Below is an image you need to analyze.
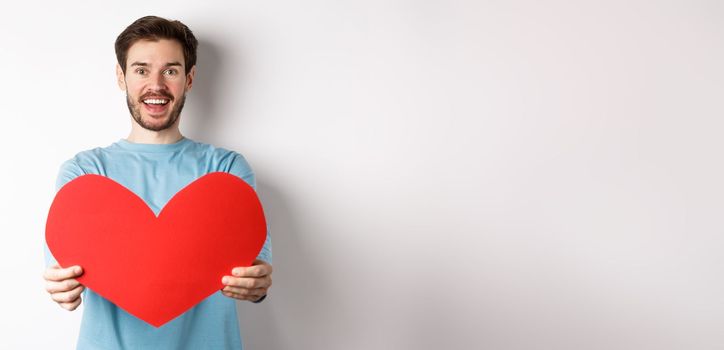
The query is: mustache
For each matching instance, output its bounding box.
[139,91,174,101]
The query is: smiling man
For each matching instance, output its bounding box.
[122,39,188,133]
[42,16,272,349]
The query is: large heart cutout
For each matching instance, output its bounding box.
[45,172,267,327]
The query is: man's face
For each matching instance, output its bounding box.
[117,39,195,131]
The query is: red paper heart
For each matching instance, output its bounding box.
[45,172,267,327]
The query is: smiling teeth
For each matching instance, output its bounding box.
[144,99,168,105]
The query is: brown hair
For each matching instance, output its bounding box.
[115,16,198,75]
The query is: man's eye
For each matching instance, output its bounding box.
[164,69,177,76]
[135,68,146,74]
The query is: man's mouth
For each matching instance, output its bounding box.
[142,98,170,106]
[141,96,171,115]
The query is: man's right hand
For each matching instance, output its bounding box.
[43,264,85,311]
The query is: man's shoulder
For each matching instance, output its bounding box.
[186,139,253,177]
[186,138,237,156]
[54,142,118,189]
[61,141,118,169]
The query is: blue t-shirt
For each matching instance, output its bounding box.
[44,137,272,350]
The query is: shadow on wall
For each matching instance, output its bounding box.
[235,181,336,349]
[183,36,223,142]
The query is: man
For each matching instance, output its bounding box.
[42,16,273,349]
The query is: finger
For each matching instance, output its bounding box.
[222,276,270,289]
[222,290,265,301]
[221,287,267,296]
[221,290,239,300]
[232,263,272,278]
[45,278,80,293]
[60,297,82,311]
[222,276,254,288]
[44,265,83,281]
[51,285,85,303]
[222,286,267,296]
[222,276,272,289]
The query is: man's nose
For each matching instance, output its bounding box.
[148,71,167,89]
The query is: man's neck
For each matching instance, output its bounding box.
[126,123,184,144]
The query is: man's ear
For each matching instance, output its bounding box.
[116,64,126,91]
[185,65,196,92]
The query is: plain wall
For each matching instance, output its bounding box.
[1,1,722,349]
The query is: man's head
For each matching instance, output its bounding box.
[115,16,198,132]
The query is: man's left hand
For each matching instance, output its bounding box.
[221,259,272,302]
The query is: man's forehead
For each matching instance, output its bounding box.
[126,39,185,66]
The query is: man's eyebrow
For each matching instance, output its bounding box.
[129,61,183,67]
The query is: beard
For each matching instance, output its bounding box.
[126,92,186,132]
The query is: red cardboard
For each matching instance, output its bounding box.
[45,172,267,327]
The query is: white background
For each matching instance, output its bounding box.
[1,1,723,349]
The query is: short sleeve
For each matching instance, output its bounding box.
[228,152,256,190]
[227,153,272,265]
[55,158,85,192]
